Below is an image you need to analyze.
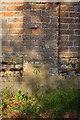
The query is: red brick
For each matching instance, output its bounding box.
[6,6,23,11]
[51,5,58,10]
[60,12,69,17]
[6,6,14,11]
[0,12,13,17]
[68,7,75,11]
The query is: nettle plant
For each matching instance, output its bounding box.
[14,90,28,101]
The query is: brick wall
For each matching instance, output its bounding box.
[0,2,80,76]
[59,2,80,74]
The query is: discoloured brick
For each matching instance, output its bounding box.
[60,24,69,29]
[31,4,50,10]
[8,17,23,23]
[60,30,74,34]
[69,24,78,29]
[60,18,75,23]
[31,16,41,23]
[32,29,43,35]
[23,29,32,34]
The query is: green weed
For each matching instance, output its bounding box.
[14,90,28,101]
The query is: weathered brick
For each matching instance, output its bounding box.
[60,30,74,34]
[75,30,80,34]
[74,41,80,46]
[0,2,14,5]
[60,12,69,17]
[69,24,78,29]
[31,4,50,10]
[51,5,58,10]
[23,29,32,34]
[32,29,43,35]
[0,6,6,11]
[68,6,75,11]
[31,16,41,23]
[60,24,69,29]
[75,18,80,23]
[23,17,31,23]
[59,41,73,46]
[2,35,14,41]
[13,11,23,17]
[23,23,42,29]
[60,5,68,12]
[60,18,75,23]
[69,35,79,41]
[32,28,57,35]
[23,11,31,17]
[14,2,24,5]
[41,16,51,23]
[59,47,69,52]
[23,34,57,41]
[10,28,23,34]
[42,23,57,28]
[2,46,13,52]
[8,17,23,23]
[13,23,23,28]
[69,47,79,52]
[70,12,80,17]
[13,34,23,41]
[42,10,58,17]
[31,16,51,23]
[60,35,69,41]
[25,10,41,16]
